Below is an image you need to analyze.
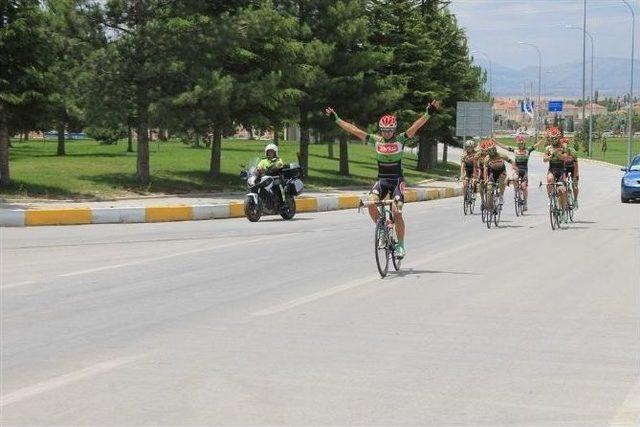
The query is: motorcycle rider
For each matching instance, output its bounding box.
[257,143,285,201]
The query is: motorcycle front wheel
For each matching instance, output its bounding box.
[280,196,296,220]
[244,196,262,222]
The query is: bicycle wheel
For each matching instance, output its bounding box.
[549,195,557,230]
[374,220,389,277]
[469,192,476,214]
[391,232,402,271]
[463,189,469,215]
[514,188,521,217]
[486,202,492,229]
[495,202,501,227]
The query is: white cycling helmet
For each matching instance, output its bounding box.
[264,143,278,156]
[464,139,476,150]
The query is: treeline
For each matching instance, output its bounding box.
[0,0,487,187]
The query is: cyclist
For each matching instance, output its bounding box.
[482,139,515,211]
[495,133,542,212]
[460,139,478,194]
[561,137,580,209]
[542,127,570,219]
[325,100,441,259]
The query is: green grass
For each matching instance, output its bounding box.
[495,136,640,166]
[5,138,457,199]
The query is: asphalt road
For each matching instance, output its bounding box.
[2,151,639,426]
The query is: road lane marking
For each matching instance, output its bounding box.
[0,354,145,407]
[610,378,640,426]
[0,281,36,290]
[58,235,279,277]
[251,275,380,316]
[252,230,509,317]
[2,235,284,290]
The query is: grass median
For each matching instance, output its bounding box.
[6,138,457,200]
[495,136,639,166]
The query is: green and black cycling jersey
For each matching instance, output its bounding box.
[507,146,535,169]
[365,132,413,179]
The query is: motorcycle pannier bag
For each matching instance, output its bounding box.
[288,178,304,196]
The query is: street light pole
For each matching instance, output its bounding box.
[567,25,595,157]
[519,42,542,145]
[622,0,635,165]
[582,0,587,148]
[472,49,493,134]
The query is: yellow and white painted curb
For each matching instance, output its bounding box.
[1,187,462,227]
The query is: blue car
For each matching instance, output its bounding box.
[621,154,640,203]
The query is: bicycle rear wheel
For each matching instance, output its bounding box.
[495,204,501,227]
[374,220,389,277]
[463,190,469,215]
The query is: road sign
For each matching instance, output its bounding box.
[548,100,564,112]
[455,102,493,137]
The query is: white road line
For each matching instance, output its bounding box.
[0,280,36,290]
[252,230,508,317]
[252,275,380,316]
[2,235,280,289]
[610,378,640,427]
[0,354,145,407]
[58,236,274,278]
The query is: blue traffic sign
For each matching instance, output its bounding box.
[548,100,564,112]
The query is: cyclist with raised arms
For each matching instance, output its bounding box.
[494,133,542,212]
[561,137,580,209]
[543,127,570,219]
[325,100,441,259]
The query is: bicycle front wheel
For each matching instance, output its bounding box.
[549,197,557,230]
[374,221,389,278]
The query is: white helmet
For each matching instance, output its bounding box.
[264,143,278,156]
[464,139,476,150]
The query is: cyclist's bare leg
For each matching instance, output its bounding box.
[368,203,379,224]
[487,181,495,210]
[392,205,405,242]
[559,183,568,209]
[498,174,506,200]
[546,173,555,196]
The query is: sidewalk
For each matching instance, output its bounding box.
[1,179,461,227]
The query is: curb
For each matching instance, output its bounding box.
[0,187,462,227]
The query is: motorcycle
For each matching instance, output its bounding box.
[239,160,304,222]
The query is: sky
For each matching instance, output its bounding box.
[448,0,637,69]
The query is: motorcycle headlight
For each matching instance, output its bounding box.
[248,176,256,186]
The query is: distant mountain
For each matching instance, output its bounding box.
[486,57,640,98]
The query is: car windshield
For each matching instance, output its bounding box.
[630,158,640,171]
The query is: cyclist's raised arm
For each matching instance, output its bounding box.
[406,100,441,138]
[325,107,368,142]
[494,139,513,152]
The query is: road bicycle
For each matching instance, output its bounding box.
[541,180,566,230]
[359,199,402,278]
[463,178,476,215]
[485,180,502,229]
[565,172,576,222]
[511,177,525,217]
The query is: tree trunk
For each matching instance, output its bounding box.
[23,131,29,141]
[127,124,134,152]
[328,138,334,159]
[299,122,310,177]
[193,134,200,148]
[442,141,448,164]
[417,133,429,171]
[272,122,280,146]
[158,127,167,141]
[339,135,349,176]
[0,104,10,187]
[209,127,222,178]
[56,121,66,155]
[136,107,150,185]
